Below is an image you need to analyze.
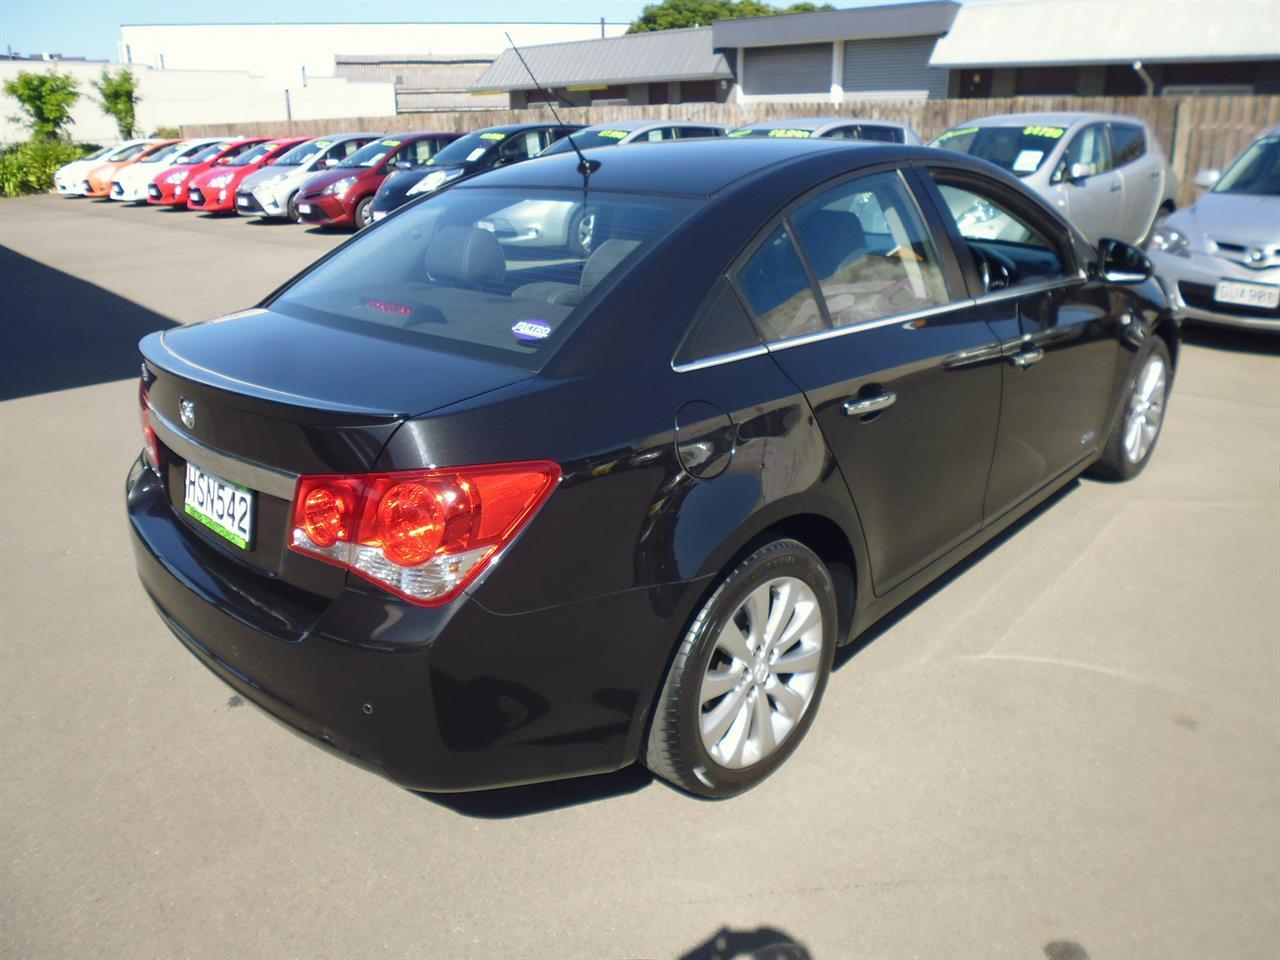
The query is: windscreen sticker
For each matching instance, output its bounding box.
[263,143,279,151]
[479,131,507,140]
[466,147,488,162]
[379,139,402,147]
[363,298,412,317]
[598,130,628,139]
[512,319,552,342]
[768,128,812,138]
[935,126,978,142]
[1023,125,1066,139]
[314,140,332,148]
[727,128,753,137]
[1013,149,1044,172]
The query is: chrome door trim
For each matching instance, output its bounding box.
[765,298,977,353]
[671,344,770,374]
[149,407,299,500]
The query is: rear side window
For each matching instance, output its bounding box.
[735,226,824,341]
[673,279,761,367]
[855,125,903,144]
[1110,123,1146,166]
[271,186,698,370]
[789,172,949,329]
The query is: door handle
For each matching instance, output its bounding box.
[1008,346,1045,369]
[843,390,897,417]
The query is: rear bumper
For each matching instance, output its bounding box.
[296,194,353,226]
[127,457,688,791]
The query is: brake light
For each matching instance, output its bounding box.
[288,461,560,605]
[138,377,161,474]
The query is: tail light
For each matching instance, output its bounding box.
[289,461,560,606]
[138,376,161,474]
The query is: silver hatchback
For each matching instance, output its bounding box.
[931,112,1178,246]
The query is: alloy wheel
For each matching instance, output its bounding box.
[1123,353,1167,463]
[698,577,824,769]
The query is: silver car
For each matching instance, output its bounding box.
[931,112,1178,247]
[537,120,726,155]
[727,116,922,144]
[235,132,381,221]
[1147,126,1279,331]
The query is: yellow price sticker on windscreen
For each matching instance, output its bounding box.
[936,126,978,142]
[379,139,401,147]
[598,130,628,139]
[728,128,753,137]
[313,140,332,148]
[1023,125,1065,139]
[768,128,812,138]
[479,132,507,140]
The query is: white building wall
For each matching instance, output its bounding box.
[118,22,627,90]
[0,60,396,145]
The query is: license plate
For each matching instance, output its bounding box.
[184,462,254,549]
[298,203,312,215]
[1214,280,1280,309]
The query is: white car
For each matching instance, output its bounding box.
[1148,125,1279,330]
[52,142,137,196]
[109,138,225,202]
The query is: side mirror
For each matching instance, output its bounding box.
[1194,168,1220,190]
[323,157,339,168]
[1098,238,1153,284]
[393,159,414,171]
[1067,161,1092,183]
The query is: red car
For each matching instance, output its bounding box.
[147,139,261,207]
[295,132,459,229]
[186,138,305,213]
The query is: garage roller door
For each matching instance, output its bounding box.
[743,43,832,96]
[841,36,948,99]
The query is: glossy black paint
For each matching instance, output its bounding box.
[127,138,1176,792]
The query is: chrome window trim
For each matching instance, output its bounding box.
[149,407,299,500]
[671,273,1089,371]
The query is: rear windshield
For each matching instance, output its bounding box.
[340,138,404,168]
[539,128,633,155]
[1214,134,1280,196]
[427,130,502,166]
[275,138,331,166]
[270,186,698,371]
[931,124,1068,176]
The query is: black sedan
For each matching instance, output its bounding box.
[128,138,1177,798]
[369,123,582,222]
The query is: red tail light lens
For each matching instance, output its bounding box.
[289,461,560,605]
[138,377,161,474]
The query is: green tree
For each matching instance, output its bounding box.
[628,0,832,32]
[92,68,140,140]
[2,71,80,140]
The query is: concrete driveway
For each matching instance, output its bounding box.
[2,194,1277,960]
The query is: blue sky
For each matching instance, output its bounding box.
[0,1,650,60]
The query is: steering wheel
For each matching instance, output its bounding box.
[970,245,1017,292]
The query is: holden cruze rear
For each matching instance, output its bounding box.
[127,173,715,792]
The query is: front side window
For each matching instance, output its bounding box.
[932,124,1067,177]
[497,130,545,163]
[789,172,950,329]
[933,179,1067,285]
[408,138,443,166]
[1059,123,1112,180]
[1110,123,1146,167]
[271,186,697,370]
[340,138,404,169]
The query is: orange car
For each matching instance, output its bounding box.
[82,139,177,197]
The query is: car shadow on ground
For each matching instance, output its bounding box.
[1180,322,1279,356]
[0,245,177,401]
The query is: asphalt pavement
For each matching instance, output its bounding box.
[2,194,1277,960]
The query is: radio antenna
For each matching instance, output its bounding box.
[504,32,600,183]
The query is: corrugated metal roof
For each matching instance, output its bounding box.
[712,1,958,48]
[931,0,1280,66]
[471,27,733,91]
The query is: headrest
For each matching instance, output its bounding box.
[581,238,641,290]
[797,209,866,279]
[425,225,506,285]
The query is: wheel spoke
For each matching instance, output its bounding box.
[773,645,820,676]
[700,665,743,704]
[701,683,749,744]
[724,694,753,766]
[763,580,795,649]
[1124,416,1143,459]
[751,687,776,756]
[773,599,819,656]
[743,584,771,649]
[714,621,752,666]
[769,680,807,719]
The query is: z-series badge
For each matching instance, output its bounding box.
[512,320,552,342]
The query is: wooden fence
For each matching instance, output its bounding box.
[183,94,1280,209]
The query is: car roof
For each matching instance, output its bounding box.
[734,116,911,131]
[954,112,1148,130]
[472,122,583,133]
[458,136,933,198]
[579,119,718,133]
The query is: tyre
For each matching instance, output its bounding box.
[354,196,373,230]
[1089,335,1172,481]
[286,192,301,223]
[645,538,838,798]
[567,208,595,256]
